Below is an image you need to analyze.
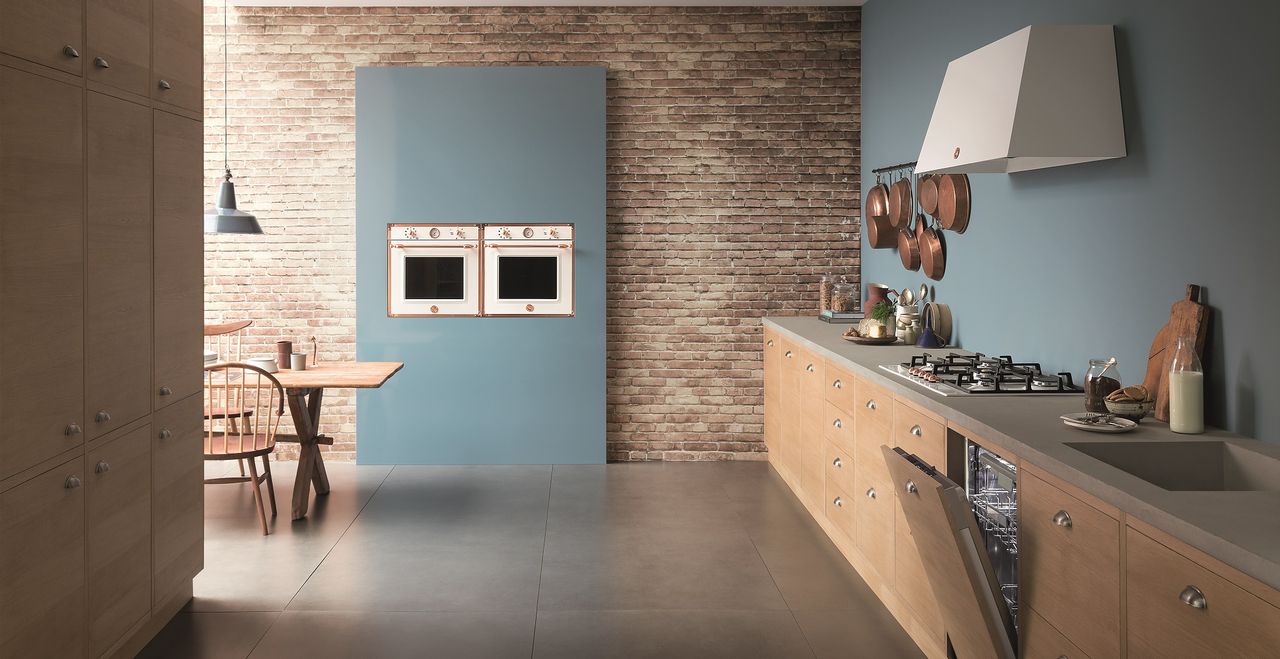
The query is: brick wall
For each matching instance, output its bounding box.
[203,4,860,462]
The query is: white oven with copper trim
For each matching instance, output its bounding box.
[482,224,574,316]
[387,223,482,316]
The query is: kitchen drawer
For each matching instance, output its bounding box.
[0,0,83,75]
[1021,606,1090,659]
[824,441,854,495]
[1127,527,1280,658]
[825,480,855,542]
[797,348,825,402]
[855,376,893,437]
[1021,469,1121,659]
[853,455,894,585]
[823,401,855,455]
[892,399,945,469]
[823,362,856,415]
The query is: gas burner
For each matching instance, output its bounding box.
[1031,373,1062,391]
[882,353,1083,396]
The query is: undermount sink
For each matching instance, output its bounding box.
[1065,441,1280,492]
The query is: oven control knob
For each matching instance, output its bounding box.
[548,227,559,238]
[500,228,511,238]
[429,227,441,238]
[406,228,418,239]
[523,227,535,238]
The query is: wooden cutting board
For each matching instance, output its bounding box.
[1142,284,1210,422]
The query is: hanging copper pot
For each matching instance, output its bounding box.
[864,177,896,248]
[898,219,921,271]
[936,173,971,233]
[918,174,939,217]
[919,214,946,281]
[887,174,913,228]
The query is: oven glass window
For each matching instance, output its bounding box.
[404,256,465,300]
[498,256,559,300]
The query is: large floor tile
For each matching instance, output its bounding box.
[532,610,815,659]
[249,611,534,659]
[137,612,278,659]
[794,608,926,659]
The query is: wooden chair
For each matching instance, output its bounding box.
[204,362,284,535]
[204,320,254,475]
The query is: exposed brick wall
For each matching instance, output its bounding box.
[203,4,860,462]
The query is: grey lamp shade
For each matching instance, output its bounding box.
[204,173,263,234]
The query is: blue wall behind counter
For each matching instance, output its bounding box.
[355,66,606,464]
[861,0,1279,441]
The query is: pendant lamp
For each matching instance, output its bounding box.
[204,1,262,234]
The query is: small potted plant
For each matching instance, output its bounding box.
[867,300,894,338]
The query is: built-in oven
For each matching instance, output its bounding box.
[482,224,574,316]
[387,224,481,316]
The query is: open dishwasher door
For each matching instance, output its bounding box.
[882,445,1016,659]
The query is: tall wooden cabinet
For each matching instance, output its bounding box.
[0,2,204,656]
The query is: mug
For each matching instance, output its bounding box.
[290,353,308,371]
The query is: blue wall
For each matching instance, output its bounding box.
[862,0,1279,441]
[355,66,606,464]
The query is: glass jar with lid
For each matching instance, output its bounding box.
[819,275,835,313]
[830,281,856,313]
[1084,358,1122,413]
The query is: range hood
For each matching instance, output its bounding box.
[916,25,1126,175]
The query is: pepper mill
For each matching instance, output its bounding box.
[276,340,293,369]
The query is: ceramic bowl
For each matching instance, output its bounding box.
[1105,399,1154,422]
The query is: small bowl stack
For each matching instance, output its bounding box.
[1105,385,1154,422]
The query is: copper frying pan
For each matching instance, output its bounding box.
[864,176,896,248]
[936,173,971,233]
[919,214,946,281]
[918,174,939,217]
[887,174,913,229]
[898,215,921,271]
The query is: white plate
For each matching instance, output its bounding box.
[1060,413,1137,433]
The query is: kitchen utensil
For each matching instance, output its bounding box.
[888,173,913,228]
[920,214,946,281]
[865,176,896,248]
[898,226,921,271]
[1142,285,1210,422]
[919,284,929,309]
[1104,399,1154,422]
[918,174,940,216]
[291,353,308,371]
[915,325,944,348]
[276,340,293,370]
[937,173,971,233]
[1060,413,1138,434]
[901,286,915,307]
[843,334,899,345]
[247,357,279,373]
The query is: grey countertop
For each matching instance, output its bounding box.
[765,316,1280,591]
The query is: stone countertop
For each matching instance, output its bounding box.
[765,316,1280,591]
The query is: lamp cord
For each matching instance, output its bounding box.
[223,0,229,174]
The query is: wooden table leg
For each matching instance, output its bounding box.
[306,388,331,495]
[286,388,318,520]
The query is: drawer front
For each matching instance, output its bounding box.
[894,501,945,646]
[825,480,856,542]
[824,362,856,415]
[1021,470,1121,659]
[892,399,946,469]
[1127,527,1280,658]
[1021,606,1090,659]
[853,456,894,585]
[823,400,855,455]
[797,349,825,403]
[824,441,854,495]
[855,376,893,437]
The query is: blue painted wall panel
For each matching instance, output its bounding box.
[862,0,1279,440]
[355,66,606,464]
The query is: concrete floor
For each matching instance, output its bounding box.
[141,461,923,658]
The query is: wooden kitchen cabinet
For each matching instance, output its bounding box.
[87,424,153,656]
[823,400,855,456]
[153,395,204,607]
[0,67,85,481]
[825,479,856,542]
[824,440,854,496]
[152,0,203,111]
[153,110,204,409]
[799,349,826,511]
[853,451,895,585]
[0,0,83,75]
[895,502,945,647]
[86,91,153,439]
[824,362,856,416]
[892,399,946,470]
[1020,467,1121,659]
[86,0,151,96]
[0,455,87,658]
[1127,526,1280,658]
[763,329,780,455]
[1020,606,1089,659]
[777,339,802,482]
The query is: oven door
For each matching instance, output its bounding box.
[388,243,480,316]
[482,242,574,316]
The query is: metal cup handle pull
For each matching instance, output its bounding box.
[832,497,843,508]
[1179,585,1207,610]
[1052,510,1073,528]
[832,457,842,468]
[832,379,842,389]
[866,487,877,499]
[904,480,918,494]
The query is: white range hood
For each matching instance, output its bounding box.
[915,25,1126,175]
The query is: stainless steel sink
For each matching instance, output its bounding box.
[1065,441,1280,492]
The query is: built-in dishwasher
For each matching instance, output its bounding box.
[966,441,1019,630]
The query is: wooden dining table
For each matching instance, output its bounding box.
[269,361,403,520]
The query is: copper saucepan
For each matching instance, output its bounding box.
[918,174,939,217]
[898,215,921,271]
[887,174,913,229]
[936,173,971,233]
[919,214,946,281]
[864,175,895,249]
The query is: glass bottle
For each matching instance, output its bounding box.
[1085,358,1122,413]
[1168,336,1205,434]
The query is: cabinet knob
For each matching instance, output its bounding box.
[64,475,81,489]
[93,56,110,69]
[832,379,842,389]
[63,45,80,58]
[158,385,173,396]
[832,496,843,508]
[910,425,923,437]
[95,461,111,474]
[159,428,173,441]
[805,363,815,373]
[832,457,842,468]
[865,399,877,410]
[766,339,774,347]
[832,418,842,429]
[1179,585,1207,610]
[784,351,793,359]
[65,423,82,436]
[865,487,877,499]
[158,79,173,90]
[1052,510,1073,528]
[94,410,111,423]
[904,480,918,494]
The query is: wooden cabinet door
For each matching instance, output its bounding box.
[0,455,87,658]
[152,0,203,111]
[153,110,203,409]
[779,341,802,482]
[87,424,152,656]
[0,68,85,481]
[895,501,945,647]
[0,0,83,74]
[853,453,894,585]
[153,395,203,606]
[86,92,152,439]
[762,329,779,455]
[798,351,826,510]
[86,0,151,95]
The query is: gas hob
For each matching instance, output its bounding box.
[879,353,1084,397]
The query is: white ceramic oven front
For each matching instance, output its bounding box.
[482,224,574,316]
[387,224,481,316]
